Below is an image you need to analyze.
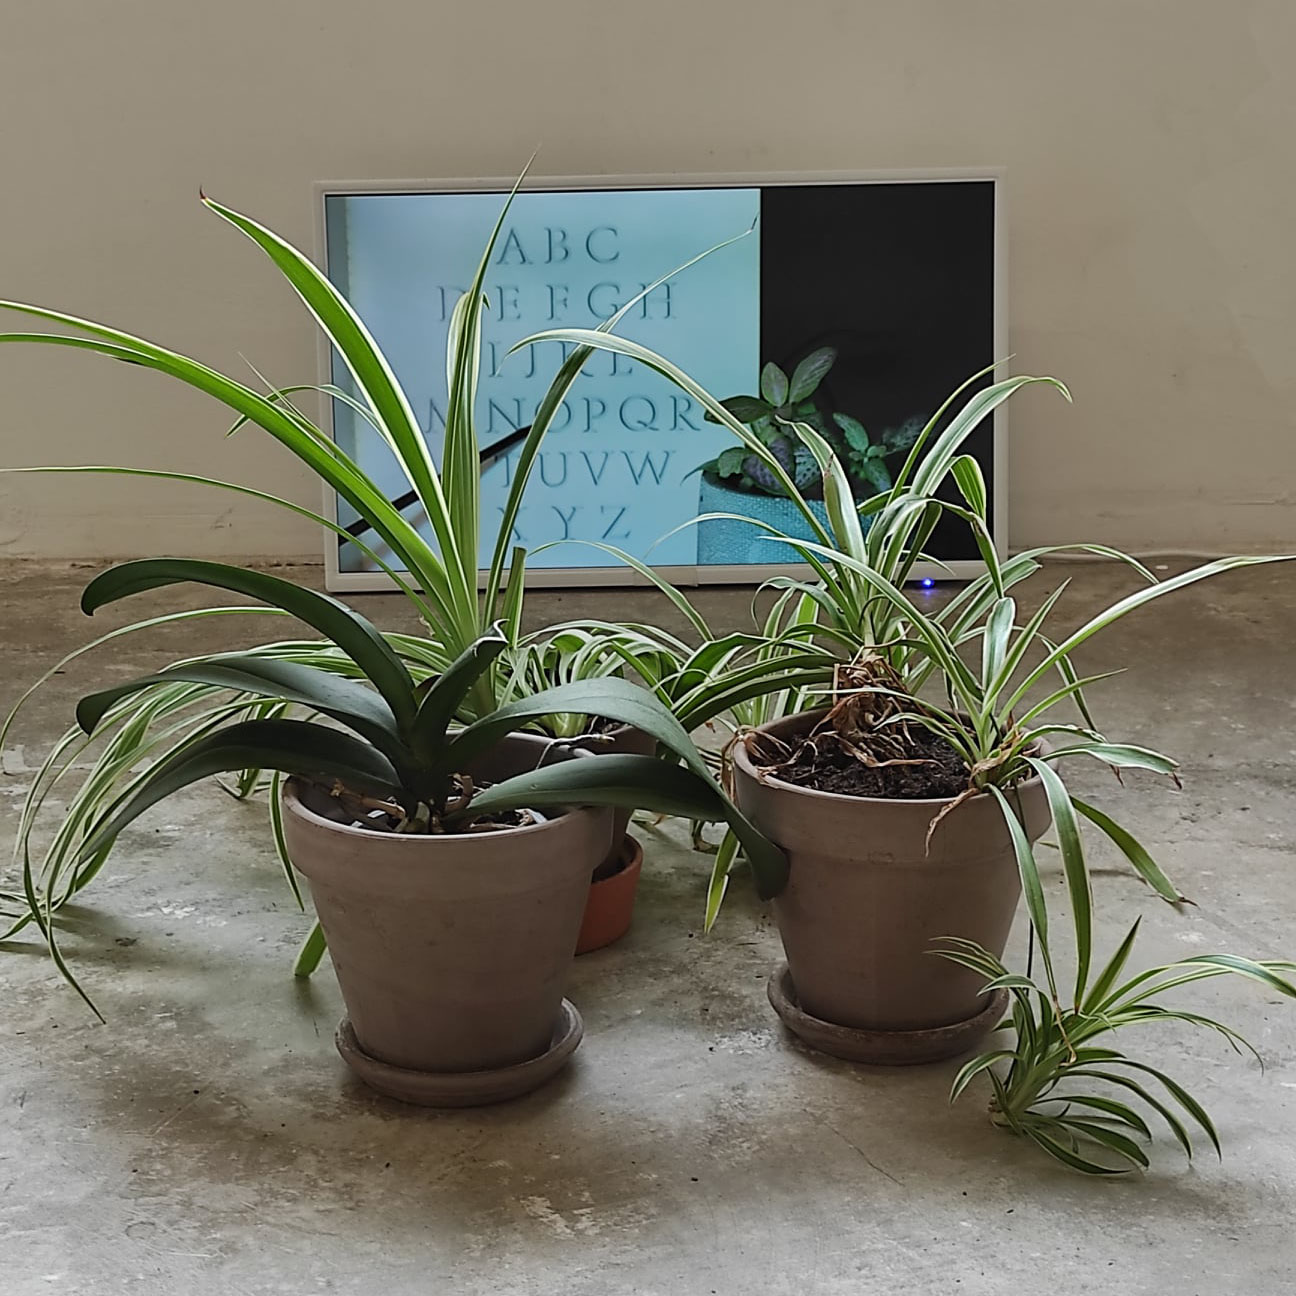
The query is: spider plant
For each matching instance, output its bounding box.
[0,178,701,713]
[507,329,1296,1171]
[776,511,1296,1171]
[0,180,806,944]
[730,440,1296,1169]
[940,926,1296,1174]
[504,329,1113,917]
[27,557,785,1017]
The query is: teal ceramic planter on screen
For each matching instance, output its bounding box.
[696,477,834,566]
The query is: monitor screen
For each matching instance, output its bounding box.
[322,177,998,583]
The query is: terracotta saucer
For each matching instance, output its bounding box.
[767,962,1009,1066]
[335,999,584,1106]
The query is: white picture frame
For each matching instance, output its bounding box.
[313,168,1006,593]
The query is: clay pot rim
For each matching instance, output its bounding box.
[282,776,586,846]
[589,832,644,888]
[735,709,1046,810]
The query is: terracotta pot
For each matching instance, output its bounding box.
[733,709,1051,1037]
[575,834,643,955]
[282,735,614,1081]
[572,723,655,871]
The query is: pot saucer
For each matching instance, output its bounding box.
[767,962,1008,1066]
[335,999,584,1107]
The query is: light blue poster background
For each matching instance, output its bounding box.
[326,188,761,571]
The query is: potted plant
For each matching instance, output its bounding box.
[52,557,785,1105]
[692,346,922,564]
[0,185,804,971]
[505,594,839,952]
[498,629,657,953]
[519,324,1296,1171]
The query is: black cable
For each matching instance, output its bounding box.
[341,424,532,542]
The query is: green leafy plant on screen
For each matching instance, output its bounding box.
[695,346,923,500]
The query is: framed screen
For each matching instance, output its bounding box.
[318,172,1003,591]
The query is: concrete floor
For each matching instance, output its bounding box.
[2,559,1295,1294]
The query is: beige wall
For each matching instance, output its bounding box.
[1,0,1293,562]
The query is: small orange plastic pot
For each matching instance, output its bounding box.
[575,835,643,955]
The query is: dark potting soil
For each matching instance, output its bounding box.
[341,804,542,834]
[319,773,545,836]
[760,725,971,800]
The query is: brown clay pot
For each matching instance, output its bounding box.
[575,834,643,955]
[733,709,1051,1046]
[281,736,613,1086]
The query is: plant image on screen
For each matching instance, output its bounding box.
[321,178,999,578]
[693,345,924,564]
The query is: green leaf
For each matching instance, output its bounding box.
[0,600,285,756]
[409,627,511,759]
[1023,1126,1130,1175]
[760,362,789,406]
[988,785,1059,1005]
[787,347,836,402]
[1081,919,1142,1013]
[980,973,1044,993]
[882,416,924,452]
[1046,742,1179,777]
[908,374,1071,501]
[1060,1117,1150,1169]
[983,581,1071,707]
[703,828,742,933]
[76,656,403,761]
[268,770,304,911]
[832,411,870,454]
[705,395,771,424]
[1169,954,1296,999]
[981,597,1016,697]
[0,328,454,613]
[458,753,727,823]
[76,718,402,863]
[950,1049,1015,1103]
[1025,757,1091,1004]
[1072,799,1186,903]
[439,179,532,610]
[21,834,104,1021]
[0,462,433,617]
[1064,1068,1194,1159]
[200,196,476,628]
[293,919,327,977]
[950,454,988,519]
[1107,1062,1221,1158]
[1013,669,1125,731]
[717,446,749,476]
[1046,1093,1152,1139]
[782,418,869,564]
[500,546,528,646]
[445,678,787,897]
[852,455,892,494]
[80,559,418,729]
